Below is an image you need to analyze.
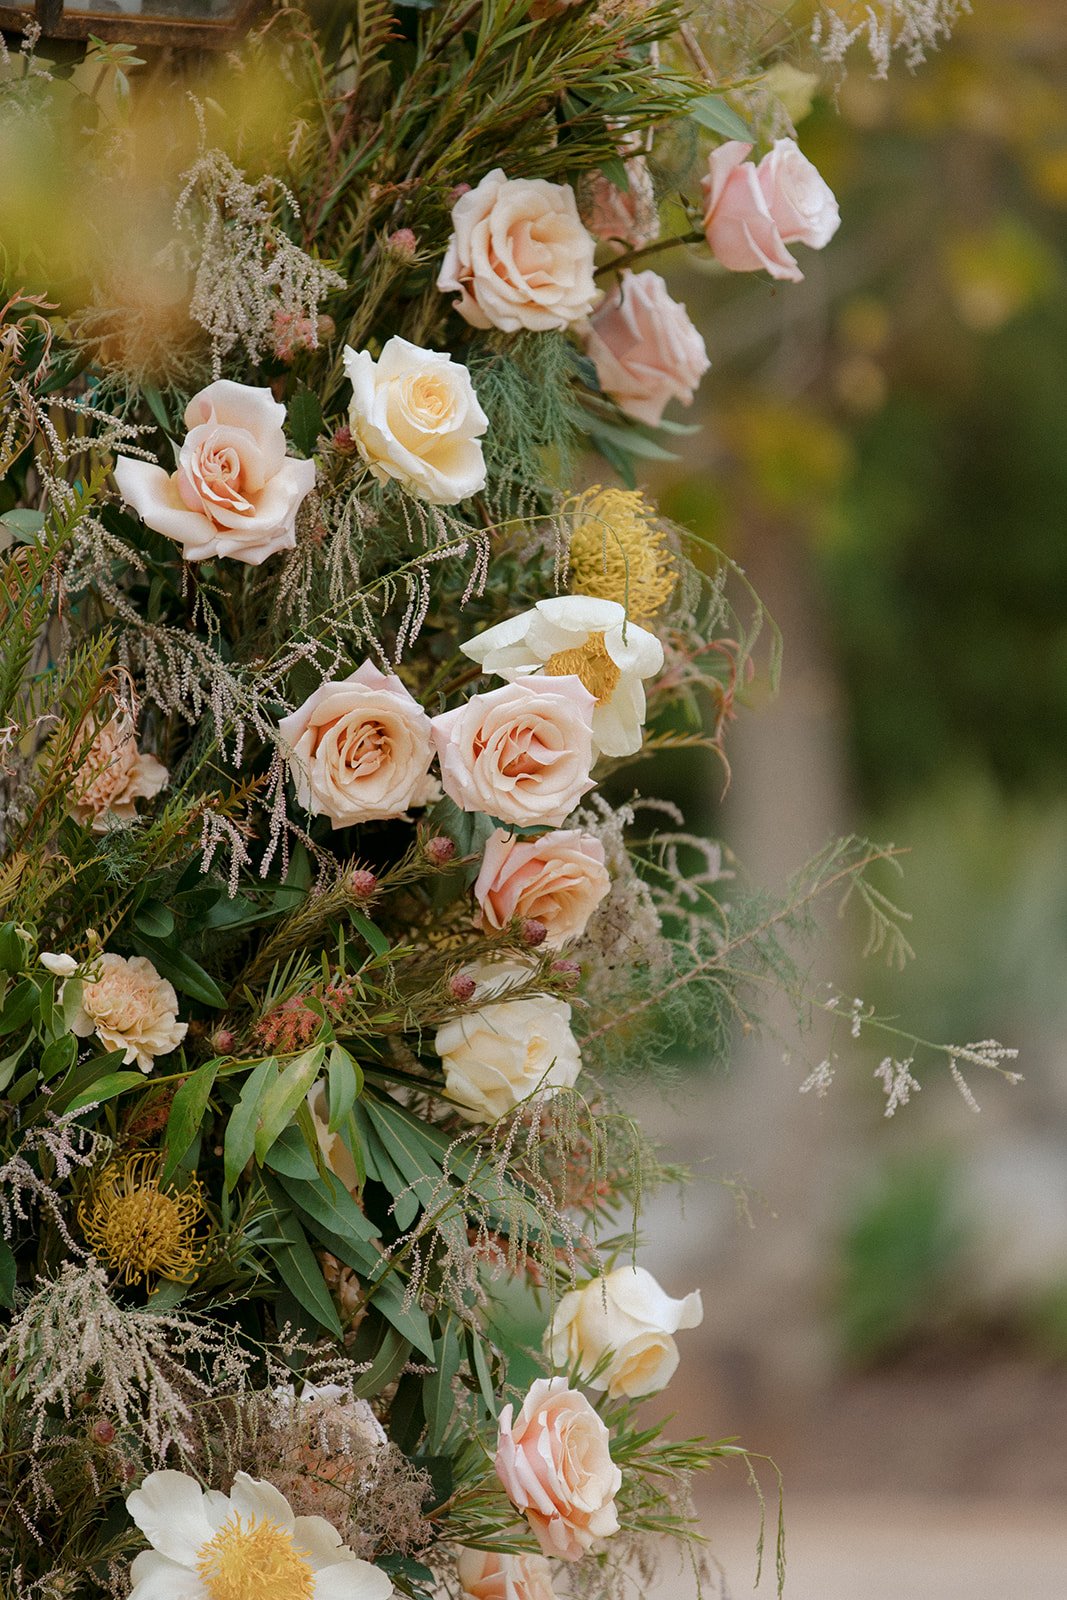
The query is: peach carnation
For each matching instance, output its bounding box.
[42,951,186,1073]
[69,713,168,833]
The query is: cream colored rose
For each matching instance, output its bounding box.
[546,1265,704,1399]
[431,678,596,829]
[585,270,709,427]
[494,1378,621,1562]
[461,595,663,760]
[343,337,488,506]
[474,828,609,948]
[113,379,316,564]
[437,169,598,333]
[435,961,581,1123]
[580,156,658,252]
[457,1547,559,1600]
[42,951,186,1073]
[279,661,434,829]
[307,1080,362,1194]
[701,140,838,283]
[69,712,168,833]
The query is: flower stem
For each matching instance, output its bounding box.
[594,230,706,280]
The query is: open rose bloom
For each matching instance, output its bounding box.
[431,677,596,827]
[547,1264,704,1398]
[585,269,709,427]
[456,1548,559,1600]
[473,828,610,947]
[702,138,839,283]
[495,1378,621,1561]
[279,661,434,828]
[437,169,598,332]
[125,1469,393,1600]
[344,337,488,505]
[114,380,316,563]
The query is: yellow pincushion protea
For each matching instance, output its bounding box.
[564,486,676,623]
[78,1153,205,1286]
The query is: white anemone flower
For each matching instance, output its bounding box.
[460,595,663,758]
[126,1469,393,1600]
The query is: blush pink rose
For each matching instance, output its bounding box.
[473,828,609,948]
[114,380,316,564]
[701,139,838,283]
[585,270,709,427]
[494,1378,622,1562]
[437,169,598,333]
[431,679,596,828]
[580,156,658,252]
[279,660,434,828]
[456,1548,558,1600]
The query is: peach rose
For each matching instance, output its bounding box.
[69,712,168,833]
[585,270,709,427]
[343,337,488,506]
[42,951,186,1073]
[456,1548,558,1600]
[701,139,838,283]
[113,380,316,564]
[580,156,658,252]
[473,828,609,948]
[431,678,596,828]
[437,169,598,333]
[279,661,434,829]
[494,1378,621,1562]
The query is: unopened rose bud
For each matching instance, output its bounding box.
[91,1417,116,1445]
[386,227,418,262]
[551,958,581,990]
[332,425,357,454]
[349,869,378,899]
[520,918,548,948]
[211,1028,236,1055]
[316,313,336,342]
[425,834,456,866]
[449,972,477,1003]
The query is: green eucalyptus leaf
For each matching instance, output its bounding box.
[689,93,752,142]
[162,1057,222,1183]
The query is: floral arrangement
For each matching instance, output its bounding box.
[0,3,1011,1598]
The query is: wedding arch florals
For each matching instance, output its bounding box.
[0,3,1006,1598]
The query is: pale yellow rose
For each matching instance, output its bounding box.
[343,337,488,506]
[494,1378,621,1562]
[69,712,168,833]
[437,169,598,333]
[473,828,609,948]
[42,951,186,1073]
[113,380,316,564]
[456,1547,559,1600]
[278,661,434,829]
[546,1265,703,1399]
[430,678,596,829]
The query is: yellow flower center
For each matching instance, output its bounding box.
[543,631,621,705]
[196,1513,315,1600]
[566,486,676,622]
[78,1154,205,1285]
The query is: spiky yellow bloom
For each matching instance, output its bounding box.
[79,1153,205,1285]
[565,487,676,622]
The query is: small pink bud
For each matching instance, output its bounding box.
[316,313,336,342]
[91,1418,116,1445]
[449,183,472,206]
[211,1028,236,1056]
[349,869,378,899]
[332,425,357,454]
[551,959,581,990]
[449,972,477,1003]
[425,835,456,866]
[386,227,418,262]
[520,918,548,948]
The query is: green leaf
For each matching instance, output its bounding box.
[65,1070,147,1113]
[327,1044,363,1133]
[424,1314,462,1451]
[134,900,175,940]
[467,1325,498,1419]
[273,1171,381,1251]
[254,1045,325,1163]
[0,923,29,973]
[0,978,38,1037]
[264,1125,322,1181]
[223,1057,276,1192]
[349,911,390,959]
[689,93,752,142]
[266,1195,344,1338]
[0,1240,15,1310]
[352,1322,411,1399]
[288,387,323,457]
[39,1033,77,1081]
[0,1037,30,1094]
[587,418,681,463]
[163,1057,222,1183]
[132,938,226,1008]
[0,508,46,543]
